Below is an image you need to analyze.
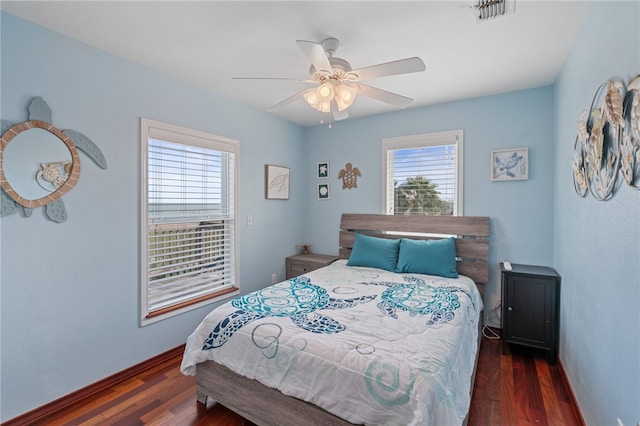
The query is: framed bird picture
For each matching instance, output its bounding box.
[491,148,528,181]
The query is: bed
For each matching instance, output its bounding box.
[181,213,490,425]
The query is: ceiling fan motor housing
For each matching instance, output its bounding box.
[309,57,352,76]
[308,37,353,76]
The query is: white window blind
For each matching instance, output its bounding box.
[382,130,463,216]
[141,118,238,324]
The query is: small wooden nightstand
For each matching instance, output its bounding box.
[501,263,561,364]
[286,254,338,279]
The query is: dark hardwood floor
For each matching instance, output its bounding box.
[468,336,580,426]
[26,337,580,426]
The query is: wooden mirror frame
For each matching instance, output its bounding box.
[0,120,81,209]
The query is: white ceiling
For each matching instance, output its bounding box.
[1,1,591,127]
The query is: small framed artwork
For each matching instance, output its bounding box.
[265,164,290,199]
[317,162,329,179]
[491,147,528,181]
[317,183,330,200]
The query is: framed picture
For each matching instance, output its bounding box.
[491,147,528,181]
[265,164,290,199]
[317,162,329,179]
[317,183,330,200]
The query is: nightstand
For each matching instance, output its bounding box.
[501,263,561,364]
[286,254,338,279]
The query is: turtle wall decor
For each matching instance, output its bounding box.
[0,96,107,222]
[338,162,361,189]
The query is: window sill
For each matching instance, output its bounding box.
[141,286,239,326]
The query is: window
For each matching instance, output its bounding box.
[140,118,238,325]
[382,130,463,216]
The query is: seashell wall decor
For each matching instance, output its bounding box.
[572,74,640,200]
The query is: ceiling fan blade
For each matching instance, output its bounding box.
[266,88,313,111]
[351,57,426,81]
[356,84,414,108]
[296,40,332,73]
[331,102,349,121]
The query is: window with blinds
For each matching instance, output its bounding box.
[382,130,463,216]
[141,118,239,324]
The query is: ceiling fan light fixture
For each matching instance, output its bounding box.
[334,84,358,111]
[303,88,332,113]
[304,81,358,113]
[317,101,331,113]
[303,89,319,107]
[304,81,336,112]
[317,81,335,101]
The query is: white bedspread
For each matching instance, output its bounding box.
[181,259,483,425]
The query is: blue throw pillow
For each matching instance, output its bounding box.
[395,237,458,278]
[347,233,400,272]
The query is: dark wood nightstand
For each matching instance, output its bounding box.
[501,263,561,364]
[286,254,338,279]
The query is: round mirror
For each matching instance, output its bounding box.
[0,120,80,208]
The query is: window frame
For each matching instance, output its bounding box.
[140,118,239,326]
[381,129,464,216]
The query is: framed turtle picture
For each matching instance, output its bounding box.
[317,161,329,179]
[265,164,290,199]
[491,147,528,181]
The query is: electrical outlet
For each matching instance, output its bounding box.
[272,273,277,284]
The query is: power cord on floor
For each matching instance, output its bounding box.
[482,325,501,339]
[482,301,502,340]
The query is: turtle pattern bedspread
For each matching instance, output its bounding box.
[181,259,483,425]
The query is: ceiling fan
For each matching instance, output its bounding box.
[234,37,426,122]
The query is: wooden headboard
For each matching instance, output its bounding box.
[339,213,490,284]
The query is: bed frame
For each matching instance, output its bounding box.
[195,213,490,426]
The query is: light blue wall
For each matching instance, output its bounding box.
[553,2,640,425]
[0,13,305,421]
[2,2,639,424]
[303,87,556,324]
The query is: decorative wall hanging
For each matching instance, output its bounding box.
[265,164,290,200]
[338,162,361,189]
[317,183,330,200]
[0,96,107,223]
[491,147,528,181]
[572,74,640,200]
[317,162,329,179]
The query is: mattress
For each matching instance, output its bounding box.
[181,259,483,425]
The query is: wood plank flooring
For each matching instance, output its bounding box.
[468,336,580,425]
[24,337,580,426]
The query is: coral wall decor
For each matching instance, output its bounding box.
[572,74,640,200]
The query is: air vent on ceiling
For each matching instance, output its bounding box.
[473,0,515,22]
